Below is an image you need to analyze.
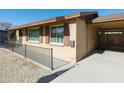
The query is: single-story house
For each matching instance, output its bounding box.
[0,30,8,43]
[8,12,124,63]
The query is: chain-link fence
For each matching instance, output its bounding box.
[3,41,54,70]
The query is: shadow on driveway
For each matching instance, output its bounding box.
[37,49,106,83]
[37,65,75,83]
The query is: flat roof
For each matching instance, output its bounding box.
[9,12,97,30]
[92,13,124,23]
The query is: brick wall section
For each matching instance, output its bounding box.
[64,23,70,46]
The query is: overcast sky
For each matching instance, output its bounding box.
[0,9,124,26]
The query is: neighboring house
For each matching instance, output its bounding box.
[8,12,124,63]
[0,30,8,43]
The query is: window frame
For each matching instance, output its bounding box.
[50,24,64,46]
[28,27,40,43]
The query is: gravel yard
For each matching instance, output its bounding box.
[0,48,51,83]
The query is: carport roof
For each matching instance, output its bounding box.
[92,13,124,23]
[9,12,97,30]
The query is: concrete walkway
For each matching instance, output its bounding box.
[51,50,124,83]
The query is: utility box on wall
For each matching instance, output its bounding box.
[70,40,75,48]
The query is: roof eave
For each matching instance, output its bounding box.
[9,12,98,30]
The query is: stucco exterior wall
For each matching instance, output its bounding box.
[69,23,77,41]
[22,30,27,44]
[16,30,19,41]
[44,22,77,62]
[75,19,98,61]
[26,23,77,62]
[14,18,98,63]
[42,26,46,44]
[22,36,27,44]
[87,24,97,53]
[47,22,77,62]
[52,46,76,62]
[18,22,77,62]
[76,18,87,61]
[12,16,124,63]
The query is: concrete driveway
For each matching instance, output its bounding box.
[51,50,124,83]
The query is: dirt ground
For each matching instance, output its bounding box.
[0,48,50,83]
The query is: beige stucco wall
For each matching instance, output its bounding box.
[16,30,19,41]
[14,19,124,63]
[24,19,97,62]
[14,18,98,63]
[16,29,27,44]
[22,36,27,44]
[43,26,49,44]
[25,43,76,62]
[21,30,27,44]
[51,46,76,62]
[22,22,77,62]
[75,18,98,62]
[87,24,97,53]
[25,21,77,62]
[48,22,77,62]
[69,23,77,41]
[45,20,124,62]
[76,18,87,61]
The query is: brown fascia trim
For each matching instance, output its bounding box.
[9,12,97,31]
[56,16,65,22]
[64,12,98,19]
[9,18,56,30]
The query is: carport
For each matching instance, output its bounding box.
[98,28,124,50]
[92,13,124,51]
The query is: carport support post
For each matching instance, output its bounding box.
[51,48,54,70]
[25,44,27,58]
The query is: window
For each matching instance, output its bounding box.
[28,29,40,41]
[50,26,64,45]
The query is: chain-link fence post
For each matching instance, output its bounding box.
[12,43,14,52]
[51,48,53,70]
[25,44,27,58]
